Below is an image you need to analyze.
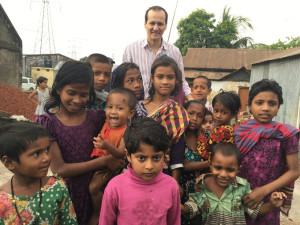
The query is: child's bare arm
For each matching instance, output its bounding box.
[183,160,209,172]
[258,192,286,215]
[243,152,299,209]
[181,204,190,215]
[93,136,126,159]
[28,90,39,104]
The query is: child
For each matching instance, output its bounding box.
[181,142,286,225]
[180,100,210,225]
[99,118,181,225]
[202,110,213,137]
[28,76,51,116]
[110,62,144,100]
[35,61,124,225]
[0,120,78,224]
[86,53,112,110]
[234,79,299,224]
[197,90,241,160]
[134,55,189,181]
[88,87,137,225]
[191,75,212,112]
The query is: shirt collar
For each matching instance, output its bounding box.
[142,38,168,51]
[199,173,245,189]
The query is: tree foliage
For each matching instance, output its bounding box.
[174,7,253,55]
[250,37,300,50]
[79,56,87,62]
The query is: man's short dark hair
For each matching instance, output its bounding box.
[0,120,49,163]
[145,6,168,24]
[210,143,241,166]
[124,118,170,155]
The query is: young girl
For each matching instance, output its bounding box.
[134,55,189,180]
[197,90,241,160]
[99,118,181,225]
[28,76,50,116]
[234,79,299,225]
[182,142,287,224]
[111,62,144,100]
[0,120,78,224]
[35,61,124,225]
[202,110,213,137]
[180,100,210,225]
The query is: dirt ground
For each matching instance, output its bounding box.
[0,163,299,224]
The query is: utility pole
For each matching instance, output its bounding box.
[167,0,178,42]
[33,0,56,54]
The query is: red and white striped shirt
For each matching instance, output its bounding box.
[122,39,191,100]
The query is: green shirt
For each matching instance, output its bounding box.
[185,174,261,225]
[0,176,78,225]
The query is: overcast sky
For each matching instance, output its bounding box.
[1,0,300,64]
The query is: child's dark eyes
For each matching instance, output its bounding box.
[214,166,222,170]
[125,79,133,83]
[153,156,162,161]
[137,156,145,161]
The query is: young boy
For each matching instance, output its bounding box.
[0,119,77,224]
[88,87,137,225]
[99,118,181,225]
[191,76,212,111]
[181,142,286,225]
[86,53,112,110]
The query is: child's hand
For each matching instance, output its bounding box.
[105,155,125,171]
[243,187,267,209]
[93,136,109,149]
[270,192,287,208]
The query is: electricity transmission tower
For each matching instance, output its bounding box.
[33,0,56,54]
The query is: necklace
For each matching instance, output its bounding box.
[11,176,42,225]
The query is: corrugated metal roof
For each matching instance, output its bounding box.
[183,48,285,70]
[252,47,300,65]
[185,70,230,80]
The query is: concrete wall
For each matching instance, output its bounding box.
[24,54,74,76]
[0,4,22,88]
[31,67,55,87]
[251,57,300,128]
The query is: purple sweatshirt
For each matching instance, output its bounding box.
[99,165,181,225]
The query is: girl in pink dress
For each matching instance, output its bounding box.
[234,79,299,225]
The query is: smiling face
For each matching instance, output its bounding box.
[191,78,212,103]
[144,9,167,42]
[248,91,279,123]
[12,137,51,179]
[210,151,240,188]
[123,68,143,99]
[58,83,91,113]
[186,102,205,131]
[151,66,176,98]
[213,102,234,127]
[92,62,111,91]
[105,93,135,128]
[126,142,164,180]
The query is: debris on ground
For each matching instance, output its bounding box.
[0,84,36,121]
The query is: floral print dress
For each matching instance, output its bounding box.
[0,176,78,225]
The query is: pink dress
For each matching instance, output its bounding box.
[99,165,181,225]
[238,137,299,225]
